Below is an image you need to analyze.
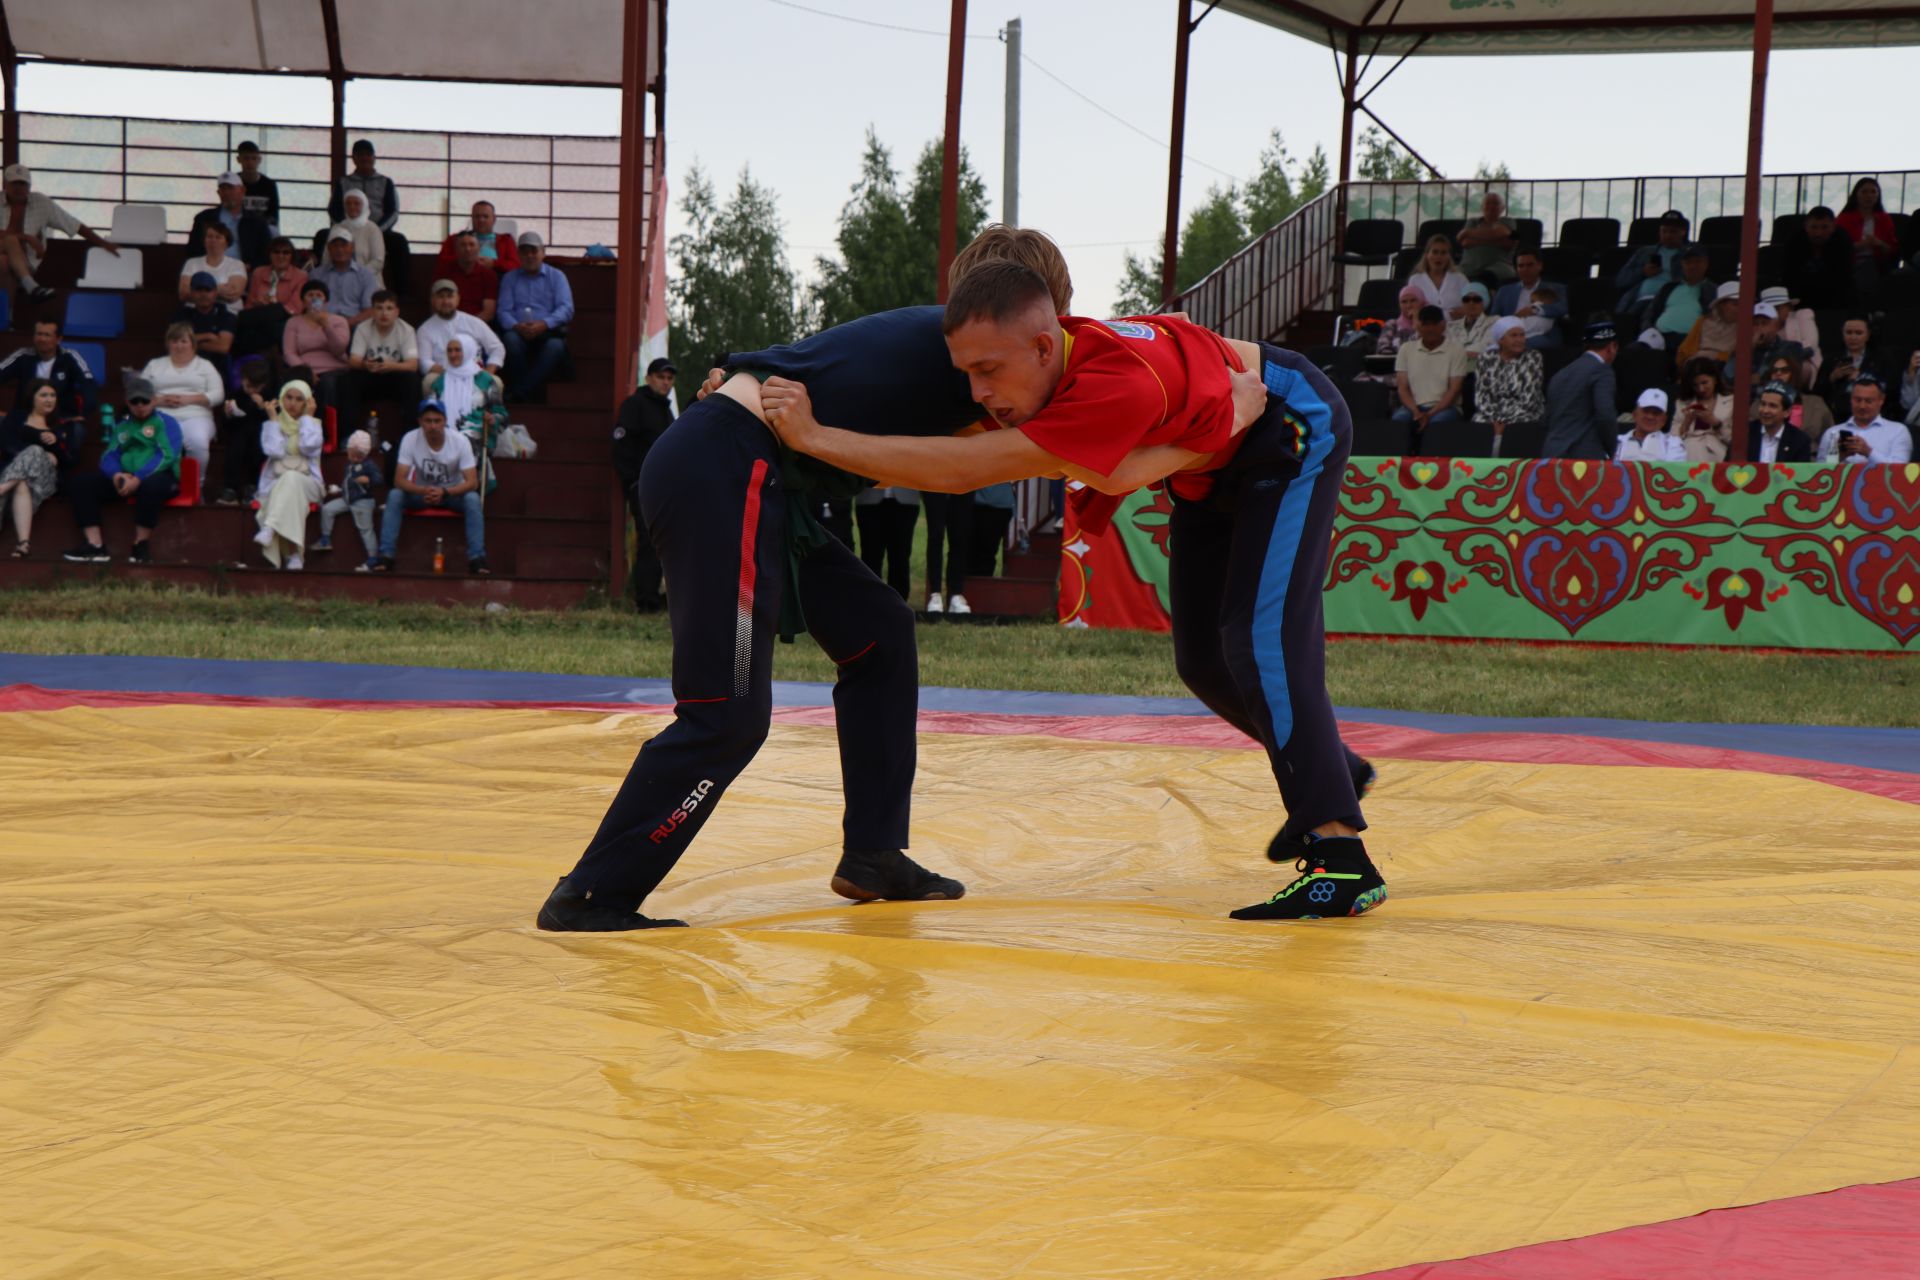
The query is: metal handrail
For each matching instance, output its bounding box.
[9,110,623,255]
[1172,168,1920,343]
[1169,186,1341,340]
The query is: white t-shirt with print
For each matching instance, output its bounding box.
[183,254,249,313]
[397,428,476,489]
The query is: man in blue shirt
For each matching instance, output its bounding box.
[1613,210,1693,313]
[495,230,574,401]
[305,229,377,327]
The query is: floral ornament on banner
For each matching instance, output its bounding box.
[1421,460,1737,636]
[1741,461,1920,645]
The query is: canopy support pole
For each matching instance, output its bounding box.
[1160,0,1195,307]
[318,0,347,174]
[936,0,968,303]
[611,0,663,606]
[0,2,17,172]
[1333,27,1358,308]
[1730,0,1774,463]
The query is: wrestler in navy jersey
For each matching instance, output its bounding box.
[724,305,981,437]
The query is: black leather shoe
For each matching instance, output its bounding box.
[830,849,966,902]
[535,877,688,931]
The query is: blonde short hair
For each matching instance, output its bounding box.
[949,224,1074,313]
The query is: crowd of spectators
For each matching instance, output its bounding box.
[1338,181,1920,468]
[0,142,586,572]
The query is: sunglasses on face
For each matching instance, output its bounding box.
[127,397,152,406]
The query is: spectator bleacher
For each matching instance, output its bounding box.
[1316,181,1920,462]
[0,229,618,605]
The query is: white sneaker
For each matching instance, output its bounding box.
[948,593,971,614]
[926,592,945,614]
[284,555,303,572]
[253,527,274,547]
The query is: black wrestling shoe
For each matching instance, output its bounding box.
[830,849,966,902]
[1232,836,1387,922]
[1267,756,1379,862]
[535,877,688,931]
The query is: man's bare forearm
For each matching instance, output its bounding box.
[792,424,1047,493]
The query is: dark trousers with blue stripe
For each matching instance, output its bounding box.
[1168,345,1366,843]
[563,394,919,902]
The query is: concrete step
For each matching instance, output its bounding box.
[0,557,596,609]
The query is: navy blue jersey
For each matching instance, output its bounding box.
[724,305,980,438]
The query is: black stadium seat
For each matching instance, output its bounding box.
[1559,217,1621,252]
[1500,421,1547,458]
[1356,277,1405,318]
[1698,215,1745,246]
[1341,379,1393,420]
[1352,417,1414,456]
[1421,418,1496,458]
[1626,216,1666,247]
[1541,246,1596,282]
[1415,218,1460,254]
[1392,247,1423,278]
[1334,219,1404,267]
[1512,218,1545,250]
[1771,213,1804,246]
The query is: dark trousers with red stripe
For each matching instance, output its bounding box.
[562,394,918,902]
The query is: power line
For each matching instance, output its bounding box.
[751,0,1239,185]
[755,0,994,40]
[1019,53,1237,181]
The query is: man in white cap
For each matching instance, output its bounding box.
[496,230,574,401]
[188,173,271,269]
[0,163,118,303]
[1614,388,1688,461]
[418,278,504,378]
[1758,285,1821,383]
[1725,300,1813,388]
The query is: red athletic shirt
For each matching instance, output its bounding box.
[1015,315,1242,484]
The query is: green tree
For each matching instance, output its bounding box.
[814,129,989,328]
[1357,126,1424,181]
[1113,130,1330,314]
[1244,131,1330,233]
[668,162,801,388]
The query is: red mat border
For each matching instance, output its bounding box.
[1343,1175,1920,1279]
[4,684,1915,805]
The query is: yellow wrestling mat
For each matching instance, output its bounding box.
[3,701,1919,1278]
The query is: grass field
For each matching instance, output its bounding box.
[1,582,1913,726]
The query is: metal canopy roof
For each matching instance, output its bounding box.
[1,0,656,88]
[1221,0,1920,55]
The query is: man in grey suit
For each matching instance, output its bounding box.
[1542,320,1622,460]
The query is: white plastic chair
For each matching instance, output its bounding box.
[109,204,168,245]
[75,246,144,290]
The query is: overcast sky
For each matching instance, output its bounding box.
[22,0,1920,317]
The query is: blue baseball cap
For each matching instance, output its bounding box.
[189,270,218,290]
[418,397,448,417]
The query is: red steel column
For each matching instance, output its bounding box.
[936,0,968,302]
[1730,0,1774,462]
[610,0,658,601]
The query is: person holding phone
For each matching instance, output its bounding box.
[1817,374,1911,464]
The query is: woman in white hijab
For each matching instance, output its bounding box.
[1471,316,1545,449]
[252,379,325,569]
[422,334,505,492]
[333,189,386,285]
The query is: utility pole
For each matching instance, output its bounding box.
[1001,17,1020,225]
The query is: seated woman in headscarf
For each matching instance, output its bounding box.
[331,189,386,287]
[1471,316,1545,450]
[422,334,505,492]
[1357,284,1425,384]
[252,379,325,570]
[0,377,79,558]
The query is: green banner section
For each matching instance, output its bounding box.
[1323,459,1920,650]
